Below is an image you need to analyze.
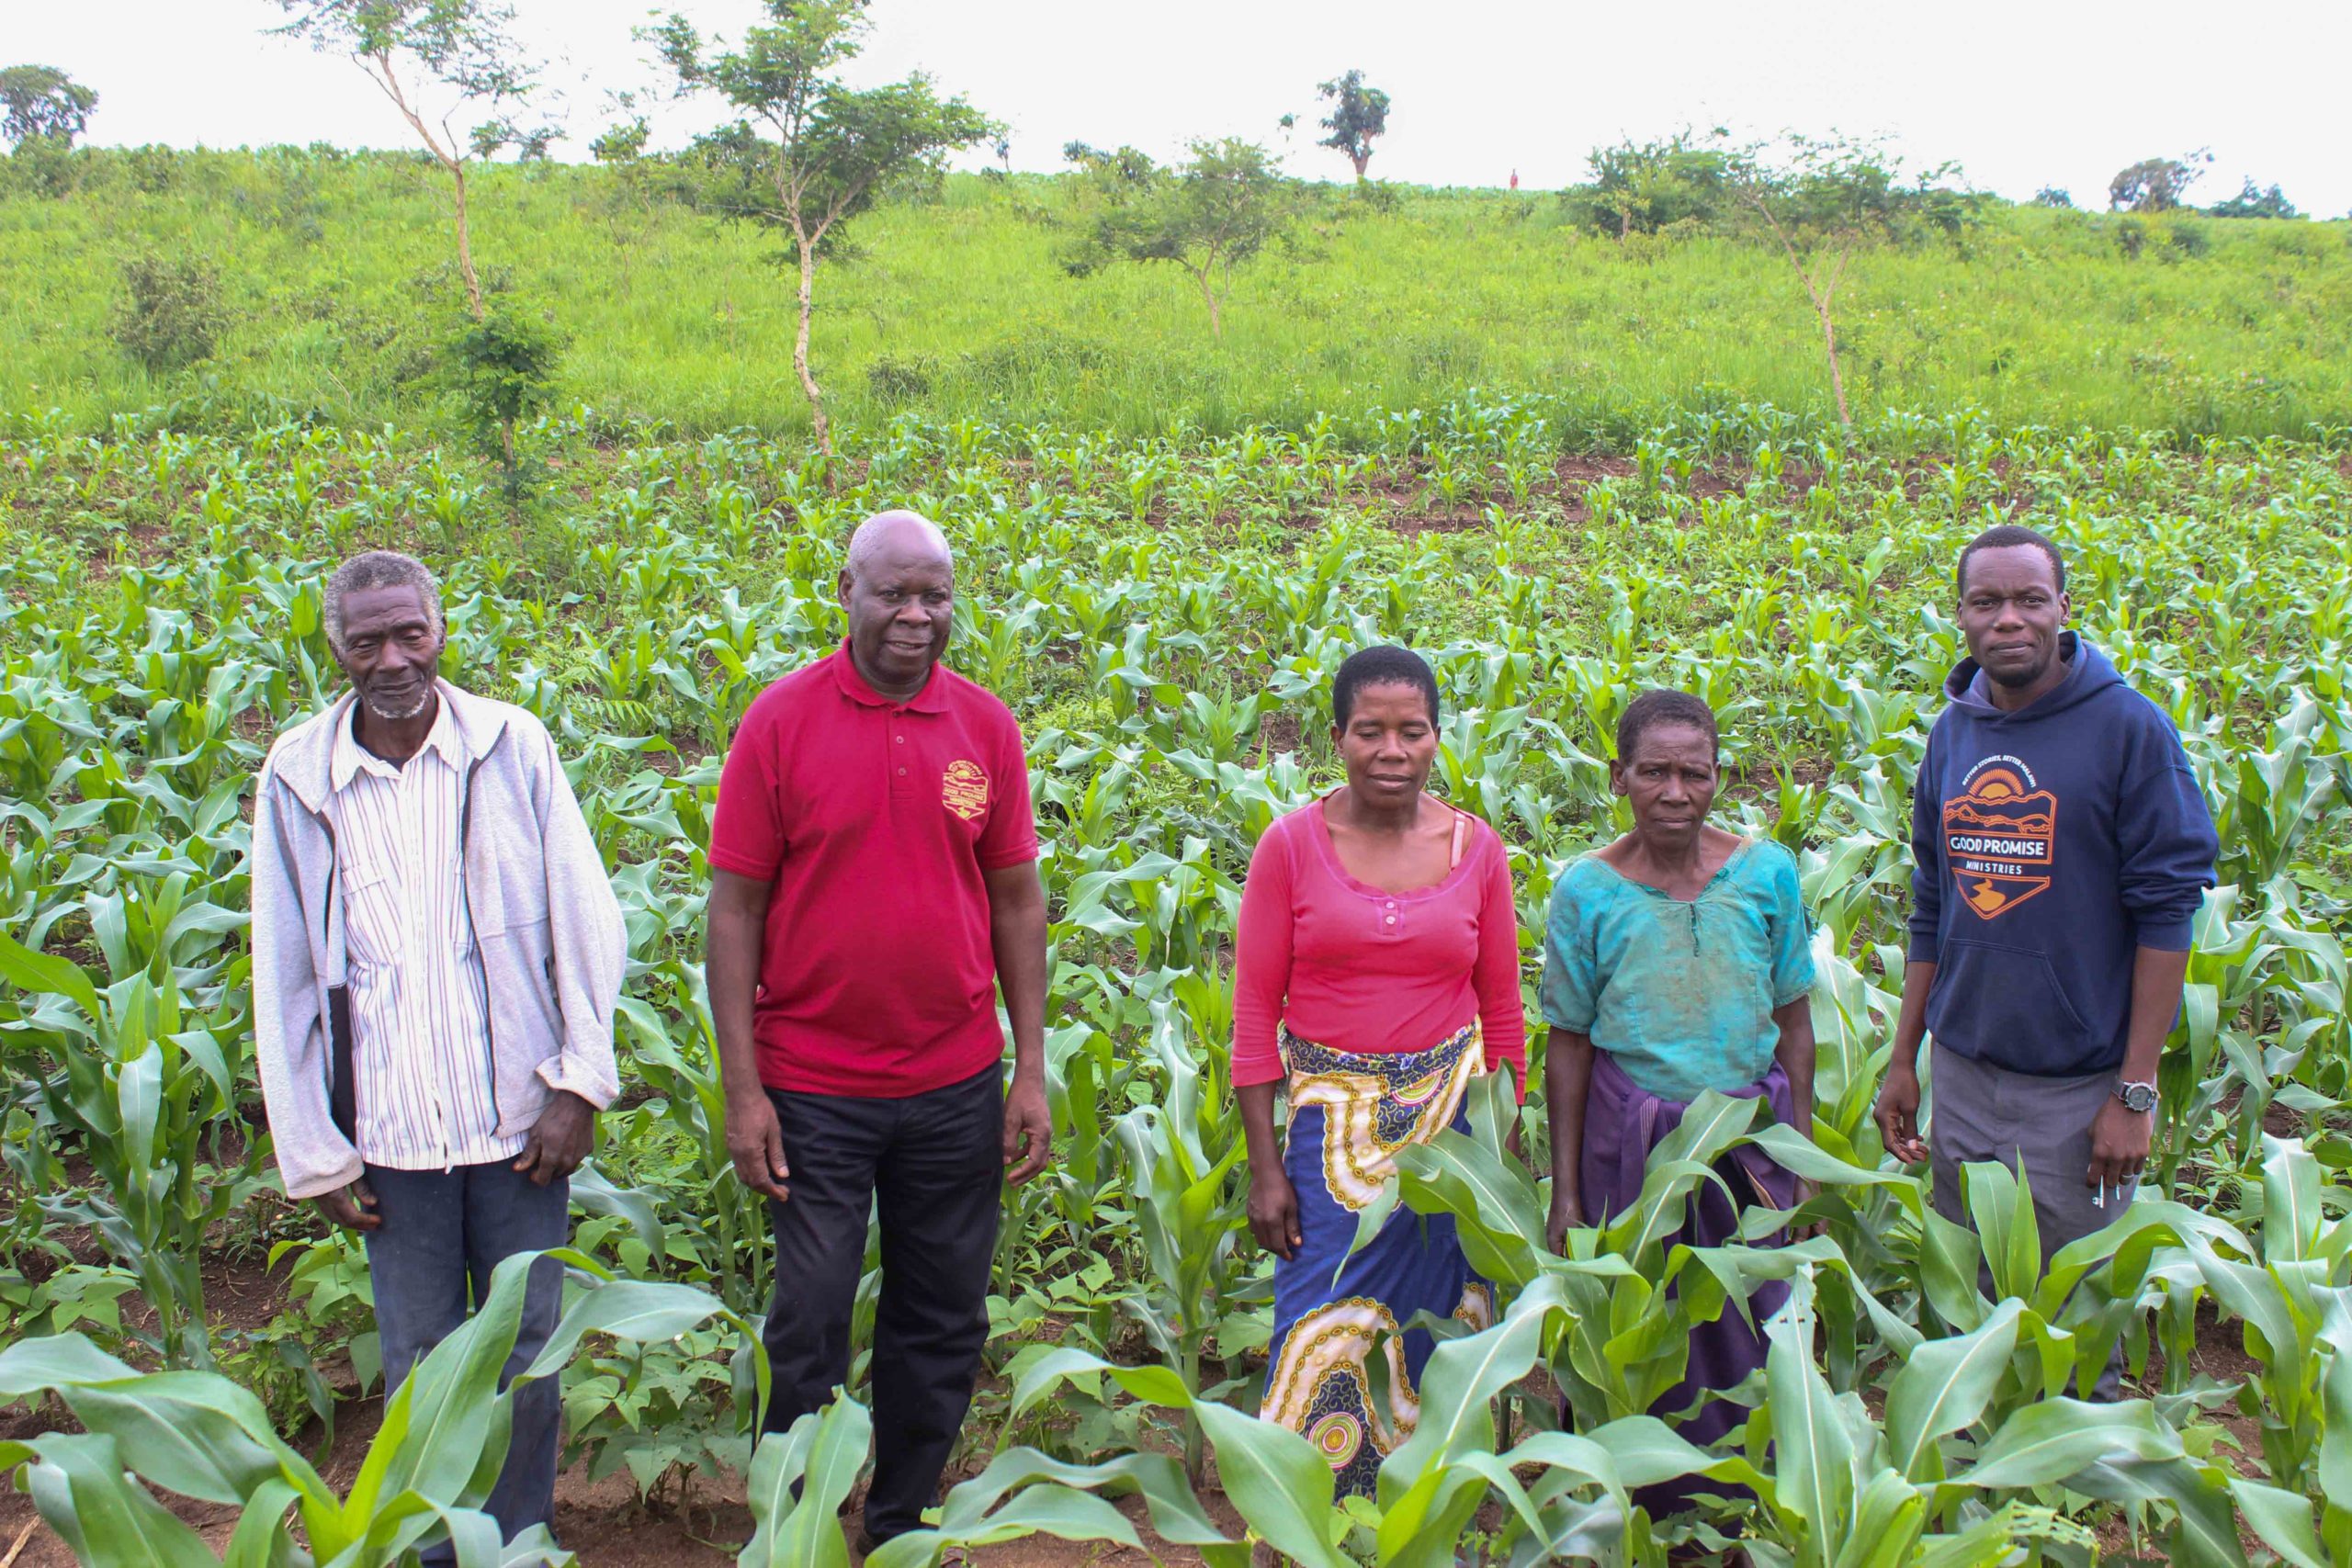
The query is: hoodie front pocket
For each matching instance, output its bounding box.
[1928,938,2094,1060]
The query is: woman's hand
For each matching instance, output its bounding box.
[1791,1175,1825,1240]
[1248,1165,1304,1261]
[1546,1186,1582,1255]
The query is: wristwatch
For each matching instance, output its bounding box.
[2114,1080,2158,1114]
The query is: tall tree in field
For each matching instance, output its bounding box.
[0,64,98,146]
[1062,138,1294,339]
[1731,135,1974,434]
[270,1,552,322]
[1316,69,1389,182]
[649,0,995,457]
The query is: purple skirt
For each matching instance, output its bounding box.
[1579,1050,1798,1511]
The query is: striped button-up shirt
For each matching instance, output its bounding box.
[327,694,520,1170]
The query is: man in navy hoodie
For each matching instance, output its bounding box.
[1875,525,2216,1359]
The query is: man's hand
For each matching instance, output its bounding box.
[315,1178,380,1232]
[1873,1061,1929,1166]
[1546,1187,1582,1255]
[513,1090,595,1187]
[2087,1096,2153,1194]
[1248,1167,1303,1261]
[1002,1073,1053,1184]
[726,1090,792,1201]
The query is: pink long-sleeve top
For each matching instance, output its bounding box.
[1232,797,1528,1098]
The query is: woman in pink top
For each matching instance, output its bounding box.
[1234,645,1527,1497]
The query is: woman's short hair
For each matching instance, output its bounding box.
[1615,688,1718,761]
[1332,645,1441,728]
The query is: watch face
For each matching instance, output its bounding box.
[2120,1084,2157,1112]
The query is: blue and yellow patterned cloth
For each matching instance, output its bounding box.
[1260,1021,1494,1498]
[1540,840,1815,1102]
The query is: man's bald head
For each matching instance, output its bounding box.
[838,510,956,699]
[844,510,952,583]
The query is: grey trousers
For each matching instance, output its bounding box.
[1927,1043,2129,1396]
[365,1162,570,1562]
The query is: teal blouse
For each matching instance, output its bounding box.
[1540,839,1815,1103]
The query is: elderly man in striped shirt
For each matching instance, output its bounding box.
[252,550,626,1560]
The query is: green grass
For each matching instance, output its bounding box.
[5,147,2352,442]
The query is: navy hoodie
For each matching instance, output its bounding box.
[1907,633,2218,1077]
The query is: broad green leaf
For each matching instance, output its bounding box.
[1962,1398,2179,1489]
[0,926,103,1021]
[1884,1300,2022,1482]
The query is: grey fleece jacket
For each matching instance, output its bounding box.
[250,680,626,1201]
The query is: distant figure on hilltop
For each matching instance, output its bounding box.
[1510,168,1520,190]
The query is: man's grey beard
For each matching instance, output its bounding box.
[360,683,434,721]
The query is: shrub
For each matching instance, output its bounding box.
[866,354,934,405]
[110,252,229,373]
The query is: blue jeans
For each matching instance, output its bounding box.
[364,1161,569,1559]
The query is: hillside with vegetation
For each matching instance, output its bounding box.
[5,147,2348,444]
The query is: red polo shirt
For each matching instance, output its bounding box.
[708,642,1040,1097]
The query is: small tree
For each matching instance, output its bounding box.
[270,1,553,321]
[111,253,229,374]
[649,0,995,457]
[1316,69,1389,182]
[2108,150,2211,212]
[1575,131,1735,238]
[2030,186,2074,209]
[0,64,97,146]
[1731,134,1974,433]
[2209,177,2300,220]
[435,295,565,489]
[1062,138,1294,338]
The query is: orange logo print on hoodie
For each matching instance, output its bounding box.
[1942,762,2057,919]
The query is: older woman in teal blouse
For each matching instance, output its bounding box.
[1542,687,1816,1509]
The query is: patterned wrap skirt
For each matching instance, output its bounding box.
[1259,1020,1496,1497]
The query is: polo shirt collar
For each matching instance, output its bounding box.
[828,639,949,714]
[331,682,469,790]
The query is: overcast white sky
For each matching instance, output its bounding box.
[11,0,2348,214]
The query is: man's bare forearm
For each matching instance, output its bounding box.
[2121,944,2190,1085]
[1888,959,1938,1070]
[986,863,1049,1082]
[706,870,773,1098]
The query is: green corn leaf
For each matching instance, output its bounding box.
[17,1431,219,1568]
[1193,1400,1352,1568]
[1381,1273,1569,1489]
[2229,1478,2326,1568]
[0,925,103,1021]
[1884,1299,2023,1483]
[1962,1398,2181,1489]
[739,1393,870,1568]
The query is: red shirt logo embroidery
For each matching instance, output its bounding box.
[943,759,990,821]
[1943,763,2057,919]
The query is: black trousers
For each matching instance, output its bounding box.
[761,1064,1002,1541]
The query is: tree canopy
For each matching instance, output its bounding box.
[2209,178,2300,220]
[0,64,98,147]
[2109,151,2211,212]
[1061,137,1296,338]
[1572,132,1736,238]
[650,0,994,454]
[1315,70,1390,182]
[271,0,553,317]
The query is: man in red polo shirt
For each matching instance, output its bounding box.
[705,510,1052,1550]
